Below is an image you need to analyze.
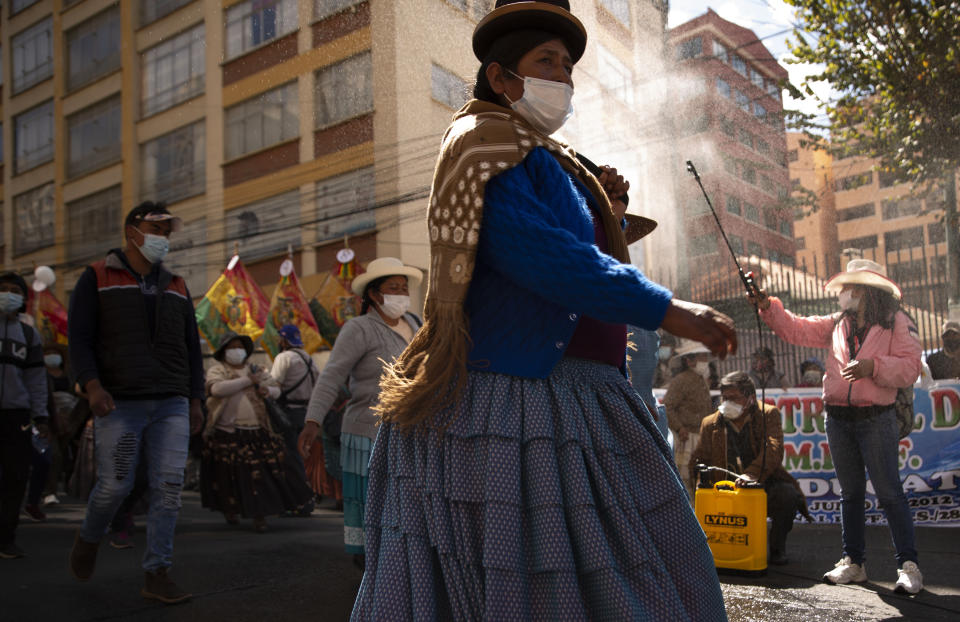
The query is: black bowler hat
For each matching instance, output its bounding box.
[473,1,587,63]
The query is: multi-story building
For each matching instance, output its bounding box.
[663,9,793,291]
[0,0,671,307]
[788,132,839,273]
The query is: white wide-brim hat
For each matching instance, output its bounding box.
[351,257,423,296]
[674,339,711,357]
[824,259,901,300]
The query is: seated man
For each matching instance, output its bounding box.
[690,371,810,565]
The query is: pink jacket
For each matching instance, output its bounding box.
[760,297,921,407]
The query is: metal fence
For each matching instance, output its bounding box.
[648,243,950,385]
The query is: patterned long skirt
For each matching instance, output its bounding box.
[200,427,313,518]
[351,357,727,621]
[341,433,373,554]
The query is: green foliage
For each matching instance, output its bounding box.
[784,0,960,186]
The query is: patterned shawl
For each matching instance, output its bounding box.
[377,99,629,428]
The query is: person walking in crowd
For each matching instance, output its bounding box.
[690,371,810,565]
[201,332,314,533]
[0,272,48,559]
[627,326,670,444]
[797,357,825,387]
[664,339,714,496]
[67,202,204,603]
[926,320,960,380]
[39,344,77,507]
[298,257,423,571]
[654,331,677,387]
[749,258,923,593]
[269,324,325,513]
[350,3,737,619]
[750,346,789,390]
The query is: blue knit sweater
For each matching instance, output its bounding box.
[464,147,673,378]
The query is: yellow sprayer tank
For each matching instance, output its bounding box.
[694,480,767,575]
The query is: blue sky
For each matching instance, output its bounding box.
[667,1,829,120]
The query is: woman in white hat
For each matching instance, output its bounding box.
[663,339,713,495]
[750,258,923,593]
[297,257,422,569]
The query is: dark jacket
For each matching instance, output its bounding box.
[0,318,48,421]
[68,249,204,400]
[689,400,803,495]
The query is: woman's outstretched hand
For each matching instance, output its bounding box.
[661,299,738,359]
[746,288,771,311]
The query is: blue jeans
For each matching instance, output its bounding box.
[80,397,189,571]
[825,407,917,567]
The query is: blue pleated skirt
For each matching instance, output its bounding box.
[352,357,727,621]
[342,433,373,555]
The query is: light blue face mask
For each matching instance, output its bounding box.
[0,292,23,314]
[136,230,170,264]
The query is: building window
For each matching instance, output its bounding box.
[676,36,702,60]
[12,18,53,94]
[0,45,4,86]
[763,208,778,231]
[228,191,302,260]
[723,156,737,175]
[11,0,41,16]
[878,168,900,188]
[747,241,763,257]
[750,67,764,88]
[316,167,376,242]
[67,96,122,179]
[753,102,767,120]
[315,0,364,20]
[738,128,753,149]
[889,259,926,283]
[141,121,206,205]
[67,186,122,262]
[731,54,747,76]
[14,183,54,256]
[788,149,799,162]
[840,234,878,250]
[431,64,469,110]
[834,171,873,191]
[796,236,805,250]
[744,202,760,223]
[837,202,875,222]
[779,219,792,237]
[315,52,373,129]
[142,23,206,117]
[729,234,743,255]
[766,79,780,98]
[226,82,299,160]
[690,234,718,257]
[140,0,194,26]
[166,218,207,295]
[225,0,298,60]
[726,195,741,216]
[734,89,750,112]
[66,7,122,92]
[597,45,634,105]
[599,0,630,26]
[768,249,780,264]
[14,100,53,175]
[755,139,770,155]
[719,116,734,137]
[716,77,731,98]
[742,165,757,185]
[881,196,922,220]
[928,222,945,245]
[712,39,729,63]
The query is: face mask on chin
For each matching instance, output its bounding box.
[504,70,574,135]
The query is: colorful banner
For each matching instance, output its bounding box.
[309,272,361,345]
[28,288,68,345]
[261,262,329,359]
[195,257,269,350]
[655,384,960,526]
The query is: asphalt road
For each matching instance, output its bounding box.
[3,493,959,621]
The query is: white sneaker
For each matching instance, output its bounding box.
[42,494,59,506]
[823,556,867,584]
[895,561,923,594]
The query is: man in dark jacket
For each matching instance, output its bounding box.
[690,371,810,565]
[0,272,48,559]
[927,320,960,380]
[68,203,204,604]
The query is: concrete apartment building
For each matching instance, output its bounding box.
[788,132,839,273]
[663,8,793,291]
[0,0,672,305]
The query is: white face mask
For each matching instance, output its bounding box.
[719,400,745,420]
[379,294,411,320]
[44,353,63,368]
[224,348,247,366]
[694,360,711,379]
[504,71,574,135]
[658,347,672,361]
[802,370,822,385]
[838,290,860,311]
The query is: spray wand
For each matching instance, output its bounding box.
[685,160,768,486]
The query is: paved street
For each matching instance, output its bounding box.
[3,492,959,621]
